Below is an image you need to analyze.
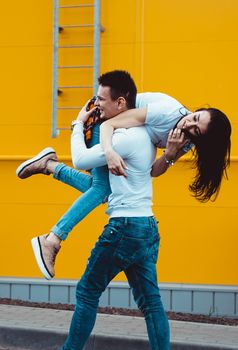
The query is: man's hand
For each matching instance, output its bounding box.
[164,128,189,160]
[76,100,98,123]
[105,148,128,177]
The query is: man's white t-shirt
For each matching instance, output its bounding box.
[71,125,156,218]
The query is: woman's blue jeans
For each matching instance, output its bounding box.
[61,216,170,350]
[51,124,111,240]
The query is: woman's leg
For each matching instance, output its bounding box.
[51,164,110,241]
[53,163,93,193]
[31,123,111,279]
[30,163,110,280]
[51,123,111,240]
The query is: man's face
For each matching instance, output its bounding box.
[95,85,127,120]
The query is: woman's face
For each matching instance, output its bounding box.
[177,110,211,138]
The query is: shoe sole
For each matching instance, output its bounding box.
[16,147,56,178]
[31,237,53,280]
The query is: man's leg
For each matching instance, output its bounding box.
[62,216,169,350]
[125,221,170,349]
[61,220,124,350]
[125,262,170,349]
[105,216,169,349]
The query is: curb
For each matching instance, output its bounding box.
[0,326,67,350]
[1,326,238,350]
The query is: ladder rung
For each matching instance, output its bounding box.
[58,85,93,89]
[58,65,93,69]
[59,25,105,33]
[59,45,93,49]
[60,24,94,28]
[59,5,94,8]
[57,127,71,131]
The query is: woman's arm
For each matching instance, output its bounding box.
[151,128,189,177]
[100,108,147,176]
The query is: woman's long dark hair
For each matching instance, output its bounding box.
[188,108,231,202]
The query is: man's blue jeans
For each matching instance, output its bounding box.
[50,123,111,240]
[61,216,170,350]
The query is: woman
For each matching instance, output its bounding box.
[100,92,232,202]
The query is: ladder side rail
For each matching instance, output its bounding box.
[52,0,59,138]
[93,0,100,95]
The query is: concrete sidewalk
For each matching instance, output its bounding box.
[0,305,238,350]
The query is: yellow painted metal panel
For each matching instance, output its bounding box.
[0,0,237,285]
[142,0,238,42]
[0,1,52,46]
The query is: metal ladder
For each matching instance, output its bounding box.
[52,0,101,137]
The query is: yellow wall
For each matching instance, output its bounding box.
[0,0,237,285]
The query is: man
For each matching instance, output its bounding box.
[61,75,170,349]
[16,71,171,348]
[16,71,189,282]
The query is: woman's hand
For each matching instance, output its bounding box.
[164,128,189,160]
[76,100,98,123]
[105,148,128,177]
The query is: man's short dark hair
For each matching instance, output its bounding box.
[98,70,137,109]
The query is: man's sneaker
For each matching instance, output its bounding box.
[31,234,61,280]
[16,147,58,179]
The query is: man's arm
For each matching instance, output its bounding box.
[71,122,107,170]
[71,122,135,171]
[100,107,147,150]
[71,101,109,169]
[100,108,147,176]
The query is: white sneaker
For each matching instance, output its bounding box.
[16,147,57,179]
[31,234,61,280]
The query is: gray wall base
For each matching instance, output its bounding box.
[0,277,238,317]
